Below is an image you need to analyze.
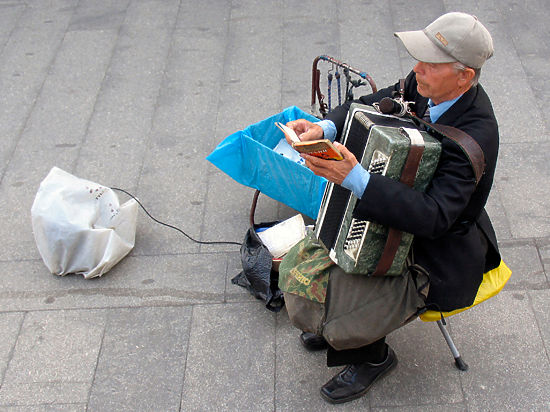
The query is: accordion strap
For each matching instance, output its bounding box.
[372,128,425,276]
[372,119,486,276]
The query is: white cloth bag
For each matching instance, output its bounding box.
[31,167,138,278]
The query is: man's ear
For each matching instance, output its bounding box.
[458,67,475,86]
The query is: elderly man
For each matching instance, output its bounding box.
[286,12,501,404]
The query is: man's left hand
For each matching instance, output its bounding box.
[302,142,358,185]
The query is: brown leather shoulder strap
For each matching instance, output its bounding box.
[413,116,486,185]
[432,123,485,184]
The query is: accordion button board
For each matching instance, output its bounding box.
[314,104,442,275]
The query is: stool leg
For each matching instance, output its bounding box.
[436,319,469,371]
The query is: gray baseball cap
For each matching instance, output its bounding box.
[394,12,494,69]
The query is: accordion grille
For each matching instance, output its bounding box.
[343,218,370,259]
[368,150,389,174]
[343,150,390,261]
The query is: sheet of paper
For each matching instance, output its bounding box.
[257,214,306,258]
[273,138,305,165]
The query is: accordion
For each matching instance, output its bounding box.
[314,104,441,275]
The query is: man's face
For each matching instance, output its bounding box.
[413,61,464,104]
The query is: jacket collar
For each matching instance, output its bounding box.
[436,84,478,125]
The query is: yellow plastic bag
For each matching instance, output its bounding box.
[420,260,512,321]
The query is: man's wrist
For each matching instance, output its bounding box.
[316,120,337,142]
[341,163,370,199]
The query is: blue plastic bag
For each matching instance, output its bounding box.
[206,106,327,219]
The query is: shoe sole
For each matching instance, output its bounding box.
[319,355,398,404]
[299,336,328,351]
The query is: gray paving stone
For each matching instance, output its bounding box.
[174,0,228,30]
[339,0,403,88]
[14,0,76,28]
[453,291,550,411]
[373,405,467,412]
[0,253,228,311]
[130,154,206,256]
[0,28,117,261]
[0,310,106,406]
[0,383,89,407]
[152,24,226,142]
[134,2,229,256]
[482,72,546,146]
[484,181,513,241]
[0,405,86,412]
[0,2,24,55]
[505,0,550,130]
[495,142,550,239]
[68,0,129,31]
[0,312,24,387]
[202,171,259,252]
[530,289,550,359]
[441,0,547,146]
[0,0,77,180]
[76,0,179,188]
[498,241,548,290]
[537,238,550,277]
[280,0,339,111]
[214,0,283,131]
[478,48,546,145]
[369,320,464,408]
[20,29,117,149]
[0,1,549,411]
[181,302,276,412]
[275,310,368,411]
[1,310,106,382]
[88,306,191,412]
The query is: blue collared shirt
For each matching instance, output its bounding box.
[316,94,462,198]
[427,96,461,123]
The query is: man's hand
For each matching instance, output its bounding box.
[302,142,358,185]
[285,119,323,143]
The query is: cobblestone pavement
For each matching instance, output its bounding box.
[0,1,549,411]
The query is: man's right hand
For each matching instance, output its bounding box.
[284,119,323,143]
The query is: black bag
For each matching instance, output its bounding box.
[231,190,284,312]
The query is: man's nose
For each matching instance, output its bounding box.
[413,61,424,74]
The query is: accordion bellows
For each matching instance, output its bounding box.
[315,104,442,275]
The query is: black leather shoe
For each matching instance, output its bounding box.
[299,332,329,351]
[320,346,397,404]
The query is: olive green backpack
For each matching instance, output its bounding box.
[278,232,429,350]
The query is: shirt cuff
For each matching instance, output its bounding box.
[341,163,370,199]
[316,120,337,142]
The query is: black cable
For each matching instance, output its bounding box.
[111,187,242,247]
